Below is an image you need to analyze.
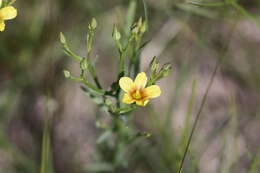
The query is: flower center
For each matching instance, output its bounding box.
[132,90,142,99]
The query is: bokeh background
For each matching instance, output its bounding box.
[0,0,260,173]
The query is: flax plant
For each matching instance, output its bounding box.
[60,16,171,172]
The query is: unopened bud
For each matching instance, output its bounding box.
[161,63,172,77]
[112,25,121,41]
[91,18,97,29]
[60,32,66,44]
[137,18,143,28]
[149,56,159,73]
[80,58,89,70]
[63,70,71,78]
[131,26,139,35]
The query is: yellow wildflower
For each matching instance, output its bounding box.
[0,1,17,32]
[119,72,161,106]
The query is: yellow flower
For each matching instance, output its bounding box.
[0,4,17,32]
[119,72,161,106]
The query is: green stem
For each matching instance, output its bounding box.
[178,22,238,173]
[119,51,125,76]
[231,2,260,26]
[178,57,221,173]
[82,79,105,95]
[187,0,226,7]
[40,116,50,173]
[63,44,82,61]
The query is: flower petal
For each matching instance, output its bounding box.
[144,85,161,98]
[119,77,134,92]
[134,72,147,88]
[0,6,17,20]
[0,20,5,31]
[0,0,2,8]
[136,100,149,106]
[122,93,134,104]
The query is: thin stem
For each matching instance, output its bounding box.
[187,0,226,7]
[119,51,125,76]
[63,44,83,61]
[178,22,238,173]
[178,56,222,173]
[132,38,141,76]
[231,2,260,26]
[40,96,51,173]
[40,120,49,173]
[93,76,102,89]
[82,79,105,95]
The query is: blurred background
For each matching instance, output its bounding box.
[0,0,260,173]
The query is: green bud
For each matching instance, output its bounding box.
[131,18,146,37]
[132,26,138,35]
[161,63,172,77]
[112,25,121,41]
[63,70,71,78]
[149,56,159,73]
[115,31,121,40]
[137,17,143,28]
[60,32,66,44]
[91,18,97,29]
[80,58,89,70]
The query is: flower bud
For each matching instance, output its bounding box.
[112,25,121,41]
[91,18,97,29]
[137,18,142,28]
[131,26,139,35]
[63,70,71,78]
[149,56,159,73]
[60,32,66,44]
[161,63,172,77]
[80,58,89,70]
